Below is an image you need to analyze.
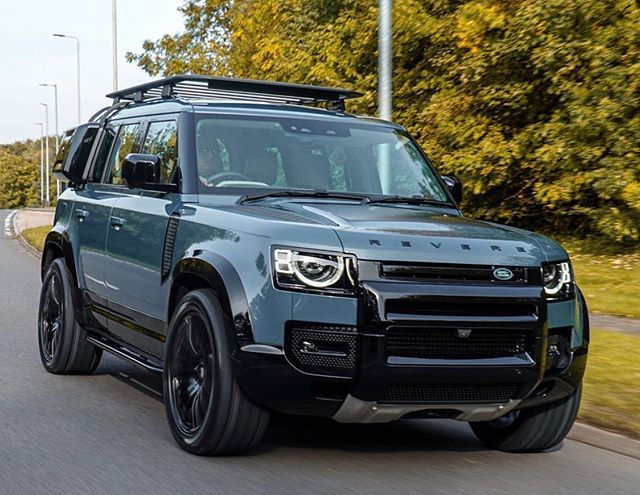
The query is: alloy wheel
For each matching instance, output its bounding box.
[167,310,215,438]
[40,272,63,363]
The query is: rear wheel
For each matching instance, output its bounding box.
[470,387,581,452]
[38,258,102,374]
[163,289,269,455]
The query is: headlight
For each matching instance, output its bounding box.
[542,261,573,297]
[274,248,357,294]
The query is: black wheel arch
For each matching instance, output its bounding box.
[169,253,255,346]
[41,230,76,284]
[41,229,87,326]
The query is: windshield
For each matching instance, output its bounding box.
[195,115,449,202]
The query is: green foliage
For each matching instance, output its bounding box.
[130,0,640,243]
[0,147,39,209]
[581,329,640,438]
[21,225,49,252]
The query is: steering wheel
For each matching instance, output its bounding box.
[207,171,251,185]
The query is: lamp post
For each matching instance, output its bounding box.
[53,33,81,123]
[378,0,392,121]
[39,83,60,198]
[40,103,51,206]
[112,0,118,91]
[34,122,44,205]
[378,0,393,191]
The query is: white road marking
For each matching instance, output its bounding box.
[3,210,17,237]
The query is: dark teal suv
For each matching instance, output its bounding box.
[39,75,588,455]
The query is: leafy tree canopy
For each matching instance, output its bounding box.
[0,147,39,209]
[128,0,640,242]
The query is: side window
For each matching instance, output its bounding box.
[52,124,99,183]
[142,120,178,183]
[90,127,116,182]
[106,123,140,185]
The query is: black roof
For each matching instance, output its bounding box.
[105,75,362,111]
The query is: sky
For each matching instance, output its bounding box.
[0,0,185,144]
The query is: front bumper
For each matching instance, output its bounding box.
[232,272,588,422]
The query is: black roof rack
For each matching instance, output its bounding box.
[105,75,362,111]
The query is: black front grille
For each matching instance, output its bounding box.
[386,299,538,319]
[286,323,358,376]
[385,327,534,360]
[380,263,540,285]
[381,383,519,403]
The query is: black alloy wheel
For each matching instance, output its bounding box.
[163,289,269,455]
[37,258,102,374]
[40,271,64,364]
[166,311,215,437]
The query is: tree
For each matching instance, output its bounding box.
[0,149,38,209]
[128,0,640,242]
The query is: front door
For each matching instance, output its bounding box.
[104,118,180,358]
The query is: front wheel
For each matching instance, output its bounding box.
[163,289,269,455]
[470,387,581,452]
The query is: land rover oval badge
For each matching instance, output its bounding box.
[493,267,514,281]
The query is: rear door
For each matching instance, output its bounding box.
[104,116,181,358]
[69,122,139,330]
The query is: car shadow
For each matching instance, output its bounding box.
[99,356,486,455]
[257,413,485,454]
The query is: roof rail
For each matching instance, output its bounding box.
[105,75,362,112]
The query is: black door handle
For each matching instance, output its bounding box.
[110,216,126,230]
[75,208,89,221]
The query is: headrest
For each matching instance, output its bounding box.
[244,148,279,185]
[286,152,331,190]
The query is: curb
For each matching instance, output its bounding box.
[13,211,43,259]
[569,422,640,460]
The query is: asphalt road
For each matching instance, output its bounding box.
[0,209,638,495]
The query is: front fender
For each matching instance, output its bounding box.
[172,252,261,346]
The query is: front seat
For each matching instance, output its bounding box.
[286,151,331,190]
[243,148,279,186]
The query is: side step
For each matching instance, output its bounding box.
[86,335,163,374]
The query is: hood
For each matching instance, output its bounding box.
[261,201,564,266]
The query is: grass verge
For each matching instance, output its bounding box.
[563,239,640,318]
[20,225,50,252]
[579,329,640,438]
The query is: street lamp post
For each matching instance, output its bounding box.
[112,0,118,91]
[53,33,81,123]
[378,0,393,191]
[378,0,392,121]
[34,123,44,205]
[40,103,51,206]
[39,83,60,198]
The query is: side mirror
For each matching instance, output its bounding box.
[442,175,462,204]
[122,154,161,189]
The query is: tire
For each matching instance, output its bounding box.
[163,289,269,455]
[38,258,102,374]
[470,387,582,453]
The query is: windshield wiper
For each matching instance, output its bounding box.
[364,195,452,207]
[240,190,372,204]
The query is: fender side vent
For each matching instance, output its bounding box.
[162,216,180,279]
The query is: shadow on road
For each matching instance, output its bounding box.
[97,356,487,455]
[259,414,485,454]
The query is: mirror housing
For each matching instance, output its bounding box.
[122,154,161,189]
[441,175,463,204]
[52,123,99,184]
